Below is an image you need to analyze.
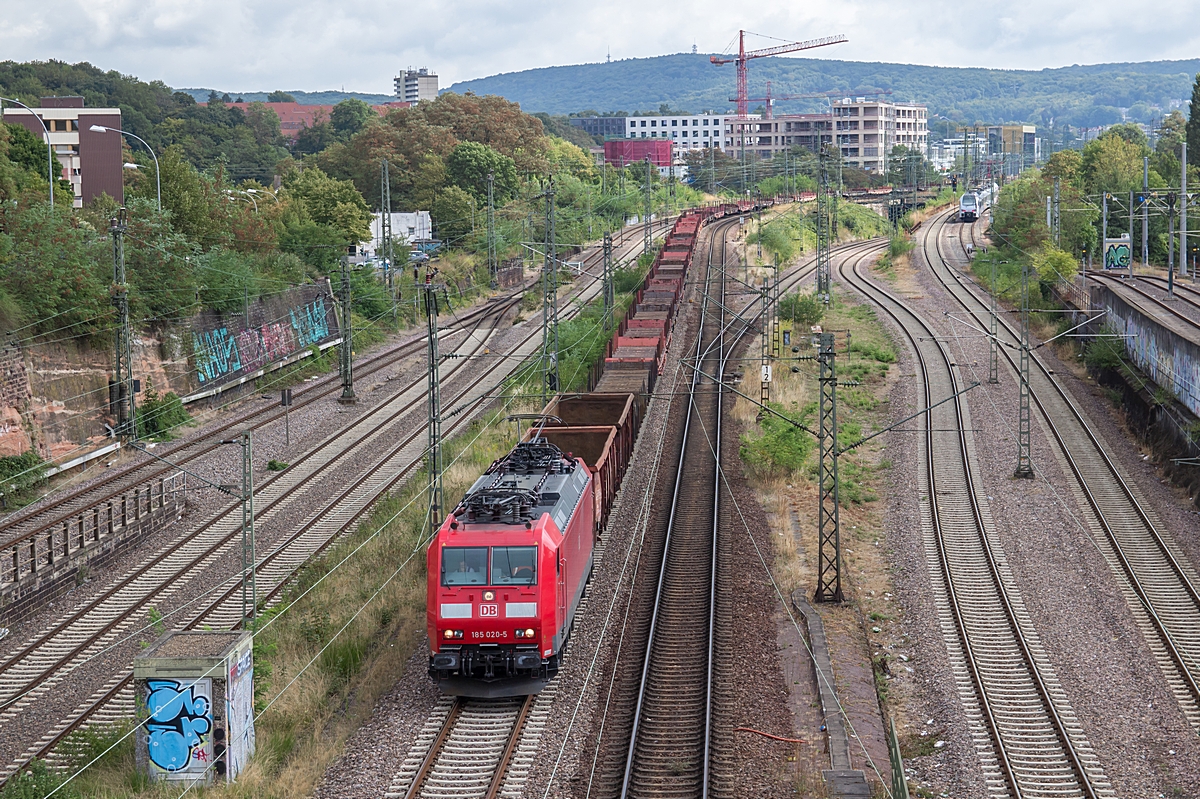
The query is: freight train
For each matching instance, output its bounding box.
[425,200,765,697]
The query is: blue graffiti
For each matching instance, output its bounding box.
[193,327,243,383]
[1105,242,1132,270]
[289,297,330,348]
[145,680,211,773]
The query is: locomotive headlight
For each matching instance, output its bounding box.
[524,628,535,638]
[443,629,455,639]
[483,590,495,601]
[515,629,524,638]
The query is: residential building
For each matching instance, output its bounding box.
[366,211,433,259]
[395,68,438,103]
[831,97,928,173]
[225,101,410,142]
[569,116,628,139]
[2,96,122,207]
[726,114,832,159]
[625,113,737,153]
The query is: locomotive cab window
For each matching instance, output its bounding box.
[442,547,488,585]
[491,546,537,586]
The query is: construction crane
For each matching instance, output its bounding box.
[711,30,848,119]
[735,83,893,119]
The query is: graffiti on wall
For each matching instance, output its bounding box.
[145,678,213,776]
[192,290,337,387]
[1106,296,1200,417]
[225,639,255,781]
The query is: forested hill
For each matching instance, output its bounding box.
[447,54,1200,128]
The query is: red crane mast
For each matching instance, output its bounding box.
[711,30,848,119]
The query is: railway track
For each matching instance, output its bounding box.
[0,221,671,784]
[618,216,733,799]
[0,218,674,587]
[927,207,1200,729]
[380,217,888,799]
[838,239,1113,797]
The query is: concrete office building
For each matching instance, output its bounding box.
[2,96,122,207]
[395,68,438,103]
[625,113,739,153]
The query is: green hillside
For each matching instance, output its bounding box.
[448,53,1200,130]
[177,88,397,105]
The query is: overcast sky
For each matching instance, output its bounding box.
[2,0,1198,95]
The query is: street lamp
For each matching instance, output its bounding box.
[0,96,55,212]
[90,124,160,212]
[224,189,258,213]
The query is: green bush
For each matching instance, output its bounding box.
[0,760,78,799]
[135,387,191,440]
[1083,328,1125,372]
[0,450,46,498]
[740,402,814,475]
[849,340,896,364]
[778,290,825,329]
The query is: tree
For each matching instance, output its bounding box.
[294,119,336,156]
[0,203,109,334]
[1082,133,1145,194]
[283,166,372,244]
[3,123,48,176]
[331,98,373,139]
[243,102,283,146]
[431,185,475,245]
[1042,149,1083,186]
[412,154,448,209]
[147,145,232,246]
[1032,245,1078,283]
[1188,73,1200,167]
[445,141,517,202]
[267,91,296,103]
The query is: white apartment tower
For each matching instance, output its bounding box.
[395,68,438,103]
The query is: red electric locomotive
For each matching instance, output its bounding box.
[426,437,596,697]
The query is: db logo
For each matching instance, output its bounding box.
[479,604,499,617]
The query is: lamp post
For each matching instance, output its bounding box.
[90,124,160,212]
[224,189,258,213]
[0,96,55,211]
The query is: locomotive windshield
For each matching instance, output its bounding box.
[442,547,488,585]
[440,546,537,586]
[492,546,538,586]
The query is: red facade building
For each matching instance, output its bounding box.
[603,140,672,168]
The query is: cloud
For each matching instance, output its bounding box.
[1,0,1196,95]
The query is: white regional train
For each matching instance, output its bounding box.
[959,183,998,222]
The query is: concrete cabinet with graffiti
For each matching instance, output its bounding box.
[134,631,255,785]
